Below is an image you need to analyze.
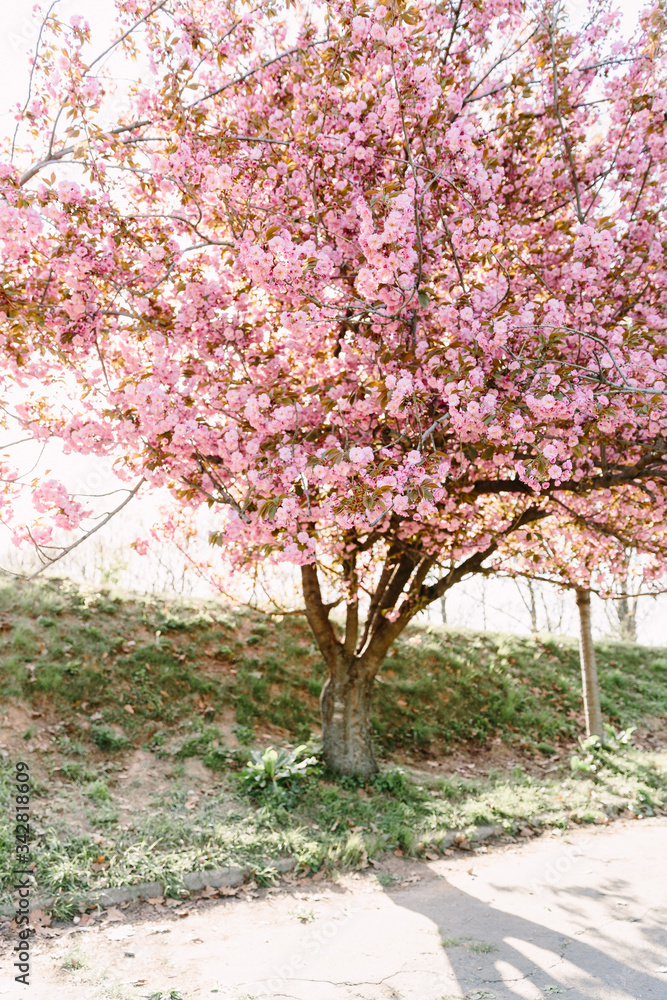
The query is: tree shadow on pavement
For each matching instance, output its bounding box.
[387,872,667,1000]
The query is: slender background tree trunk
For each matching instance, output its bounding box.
[575,588,604,738]
[615,595,637,642]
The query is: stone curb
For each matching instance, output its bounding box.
[1,858,295,917]
[1,825,506,917]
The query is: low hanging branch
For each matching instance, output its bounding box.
[24,479,145,581]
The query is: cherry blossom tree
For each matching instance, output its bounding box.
[2,0,667,774]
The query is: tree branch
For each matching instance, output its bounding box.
[23,478,145,581]
[300,563,341,667]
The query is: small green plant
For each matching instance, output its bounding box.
[147,730,170,757]
[468,941,497,954]
[376,872,402,888]
[60,761,84,781]
[372,768,421,801]
[233,724,256,745]
[248,864,279,887]
[290,907,315,923]
[339,831,367,867]
[148,992,184,1000]
[570,727,636,774]
[91,725,129,752]
[85,779,111,803]
[441,936,462,947]
[204,746,233,771]
[61,942,89,970]
[240,744,320,795]
[56,734,86,756]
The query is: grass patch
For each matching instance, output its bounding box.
[0,578,666,911]
[1,739,664,909]
[1,579,667,760]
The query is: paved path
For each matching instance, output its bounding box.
[1,817,666,1000]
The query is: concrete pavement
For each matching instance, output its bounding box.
[1,816,665,1000]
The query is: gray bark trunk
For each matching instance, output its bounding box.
[575,588,604,738]
[615,596,637,642]
[320,652,378,777]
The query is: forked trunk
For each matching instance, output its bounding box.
[575,588,604,739]
[320,652,378,777]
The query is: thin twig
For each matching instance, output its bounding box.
[11,0,62,160]
[25,478,145,580]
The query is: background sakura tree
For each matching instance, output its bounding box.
[2,0,667,773]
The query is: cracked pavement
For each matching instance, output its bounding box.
[1,816,665,1000]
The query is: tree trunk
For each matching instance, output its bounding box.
[615,596,637,642]
[527,580,538,633]
[440,594,447,624]
[575,588,604,739]
[320,651,378,777]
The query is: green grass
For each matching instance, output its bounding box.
[0,577,666,914]
[1,578,667,758]
[1,735,665,911]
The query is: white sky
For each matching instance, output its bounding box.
[1,0,664,645]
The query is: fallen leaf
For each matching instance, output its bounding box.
[146,897,164,905]
[30,910,51,928]
[104,907,124,922]
[124,705,135,714]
